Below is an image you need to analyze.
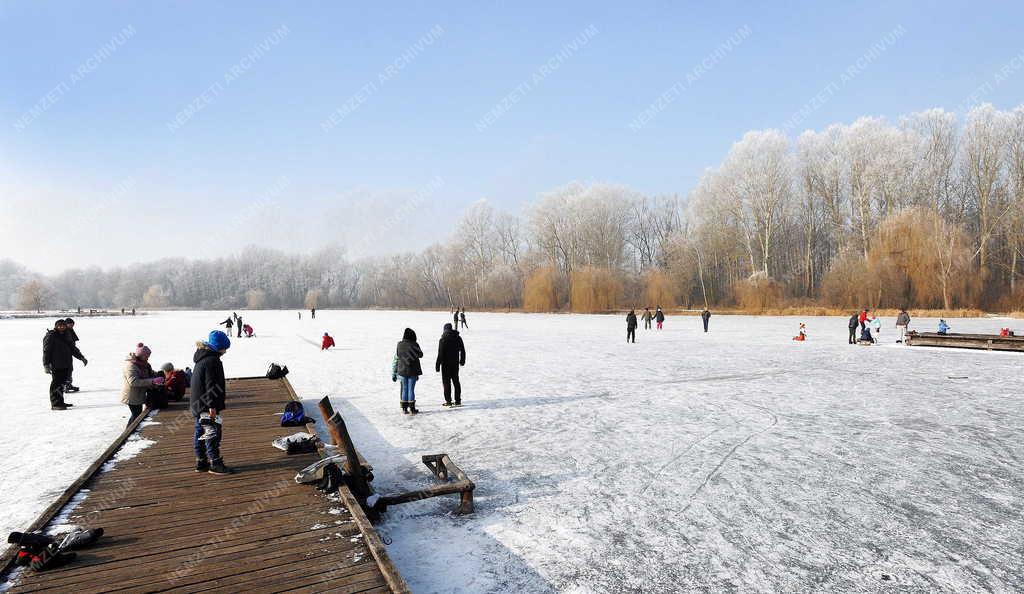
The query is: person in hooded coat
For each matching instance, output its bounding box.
[654,306,665,330]
[626,310,638,343]
[895,308,911,343]
[435,323,466,407]
[848,312,859,345]
[121,343,162,426]
[42,319,87,410]
[190,330,232,475]
[63,318,82,392]
[321,332,335,350]
[392,328,422,414]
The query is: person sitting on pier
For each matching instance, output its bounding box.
[159,362,188,401]
[938,319,950,335]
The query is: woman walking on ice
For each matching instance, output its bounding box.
[392,328,422,414]
[654,306,665,330]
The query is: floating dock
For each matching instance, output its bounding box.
[905,331,1024,353]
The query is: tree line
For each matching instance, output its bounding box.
[5,103,1024,313]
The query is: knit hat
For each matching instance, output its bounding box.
[160,362,174,372]
[206,330,231,352]
[64,318,75,325]
[135,343,151,358]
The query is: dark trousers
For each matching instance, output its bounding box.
[702,318,709,332]
[49,368,71,406]
[127,404,144,426]
[193,418,222,461]
[627,328,636,343]
[644,319,651,329]
[441,365,462,404]
[849,327,857,344]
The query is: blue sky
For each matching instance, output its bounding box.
[2,1,1024,272]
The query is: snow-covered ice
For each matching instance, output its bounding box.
[2,310,1023,592]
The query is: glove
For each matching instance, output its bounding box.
[82,358,88,367]
[435,366,440,373]
[152,376,165,386]
[391,375,397,383]
[44,365,52,375]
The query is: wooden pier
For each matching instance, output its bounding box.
[1,377,409,593]
[905,331,1024,353]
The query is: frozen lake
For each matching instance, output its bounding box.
[2,310,1022,592]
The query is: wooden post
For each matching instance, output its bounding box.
[317,396,371,499]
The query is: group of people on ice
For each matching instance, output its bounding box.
[625,306,712,342]
[219,312,254,338]
[845,308,913,344]
[42,318,88,410]
[389,323,467,414]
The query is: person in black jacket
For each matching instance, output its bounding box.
[626,310,638,343]
[236,315,243,338]
[700,309,711,333]
[391,328,422,414]
[435,323,466,407]
[63,318,82,392]
[190,330,232,475]
[42,319,87,410]
[848,312,859,345]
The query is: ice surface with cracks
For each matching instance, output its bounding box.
[1,311,1022,592]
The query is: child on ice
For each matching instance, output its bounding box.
[792,323,807,341]
[321,332,335,350]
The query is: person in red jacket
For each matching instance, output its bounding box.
[321,332,335,350]
[159,363,189,401]
[242,324,254,338]
[858,309,869,331]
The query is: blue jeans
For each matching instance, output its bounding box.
[399,376,417,403]
[193,418,222,461]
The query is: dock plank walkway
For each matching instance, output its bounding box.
[3,377,407,593]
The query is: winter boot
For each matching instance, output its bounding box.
[401,402,409,414]
[208,459,234,475]
[51,405,68,411]
[409,402,419,415]
[195,458,210,472]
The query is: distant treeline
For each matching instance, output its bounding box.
[5,103,1024,313]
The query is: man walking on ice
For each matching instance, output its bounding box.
[626,309,638,343]
[436,323,466,407]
